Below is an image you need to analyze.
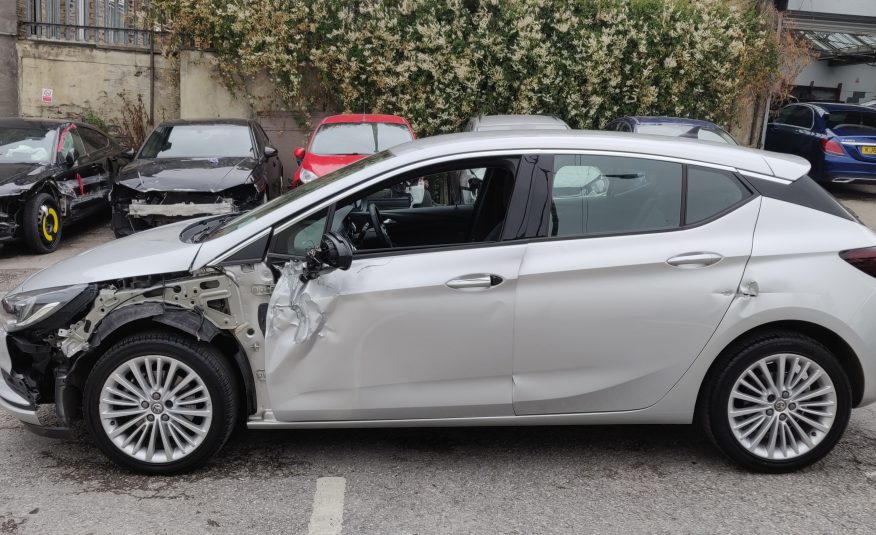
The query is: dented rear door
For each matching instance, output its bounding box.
[264,244,525,422]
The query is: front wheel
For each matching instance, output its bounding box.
[22,192,62,254]
[701,331,851,473]
[83,331,239,474]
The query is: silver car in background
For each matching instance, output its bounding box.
[1,130,875,474]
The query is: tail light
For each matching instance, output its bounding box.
[822,138,845,156]
[840,247,876,278]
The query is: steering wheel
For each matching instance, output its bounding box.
[368,203,393,248]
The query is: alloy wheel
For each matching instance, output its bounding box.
[98,355,213,464]
[727,353,837,460]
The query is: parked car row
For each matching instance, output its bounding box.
[764,102,876,185]
[0,109,766,255]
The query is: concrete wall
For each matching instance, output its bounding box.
[795,60,876,103]
[16,40,178,124]
[0,2,19,116]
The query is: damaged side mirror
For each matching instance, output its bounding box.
[122,148,136,159]
[301,231,353,281]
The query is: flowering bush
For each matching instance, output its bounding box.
[152,0,779,136]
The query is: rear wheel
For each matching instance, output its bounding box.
[22,192,62,254]
[701,331,851,472]
[83,331,238,474]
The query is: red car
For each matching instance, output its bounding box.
[292,114,415,187]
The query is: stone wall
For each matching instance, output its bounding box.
[16,40,178,125]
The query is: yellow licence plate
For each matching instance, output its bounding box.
[862,146,876,155]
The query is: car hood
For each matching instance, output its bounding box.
[117,157,255,192]
[0,163,51,196]
[17,220,201,292]
[304,153,368,177]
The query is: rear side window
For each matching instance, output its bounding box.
[79,127,110,152]
[779,106,813,129]
[685,167,748,224]
[549,155,682,237]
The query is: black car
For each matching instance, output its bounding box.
[0,118,131,253]
[112,119,283,237]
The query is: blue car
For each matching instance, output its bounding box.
[765,103,876,184]
[603,116,738,145]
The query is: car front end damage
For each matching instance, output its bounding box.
[0,264,276,436]
[111,184,264,236]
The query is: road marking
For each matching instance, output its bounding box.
[307,477,346,535]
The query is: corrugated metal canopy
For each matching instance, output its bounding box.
[785,10,876,64]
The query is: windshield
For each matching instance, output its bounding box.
[139,124,254,159]
[825,110,876,133]
[202,151,394,241]
[0,127,56,163]
[637,124,737,145]
[309,122,413,155]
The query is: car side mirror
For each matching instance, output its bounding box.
[293,146,306,163]
[122,148,136,159]
[301,231,353,281]
[264,146,278,159]
[64,150,78,168]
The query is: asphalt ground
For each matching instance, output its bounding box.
[1,190,876,534]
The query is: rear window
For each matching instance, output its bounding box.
[139,124,254,158]
[825,110,876,133]
[636,124,737,144]
[310,123,413,155]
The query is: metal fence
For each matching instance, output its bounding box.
[20,0,153,48]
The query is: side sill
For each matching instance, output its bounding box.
[246,408,689,429]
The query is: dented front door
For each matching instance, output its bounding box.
[264,244,525,421]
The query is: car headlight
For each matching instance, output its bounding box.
[299,168,319,184]
[0,284,88,332]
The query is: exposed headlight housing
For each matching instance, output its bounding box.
[299,168,319,184]
[0,284,88,332]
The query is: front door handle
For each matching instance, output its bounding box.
[446,274,503,290]
[666,252,723,268]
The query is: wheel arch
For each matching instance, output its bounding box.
[65,306,257,422]
[695,320,864,415]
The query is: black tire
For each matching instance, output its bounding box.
[700,330,852,473]
[83,330,239,475]
[22,192,62,254]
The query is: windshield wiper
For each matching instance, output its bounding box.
[191,213,239,243]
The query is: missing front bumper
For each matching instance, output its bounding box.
[128,199,237,218]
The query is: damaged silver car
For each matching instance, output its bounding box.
[3,130,876,474]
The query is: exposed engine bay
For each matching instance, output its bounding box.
[3,263,277,433]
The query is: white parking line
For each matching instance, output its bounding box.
[307,477,347,535]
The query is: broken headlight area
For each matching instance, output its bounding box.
[1,284,98,422]
[112,184,263,235]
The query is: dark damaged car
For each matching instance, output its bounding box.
[0,118,132,253]
[111,119,283,237]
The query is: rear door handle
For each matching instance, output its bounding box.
[666,252,723,268]
[446,274,503,290]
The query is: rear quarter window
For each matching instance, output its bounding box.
[685,167,749,224]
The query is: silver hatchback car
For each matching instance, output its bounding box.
[2,131,875,474]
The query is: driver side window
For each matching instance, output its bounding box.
[332,160,517,252]
[58,126,86,163]
[269,157,522,257]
